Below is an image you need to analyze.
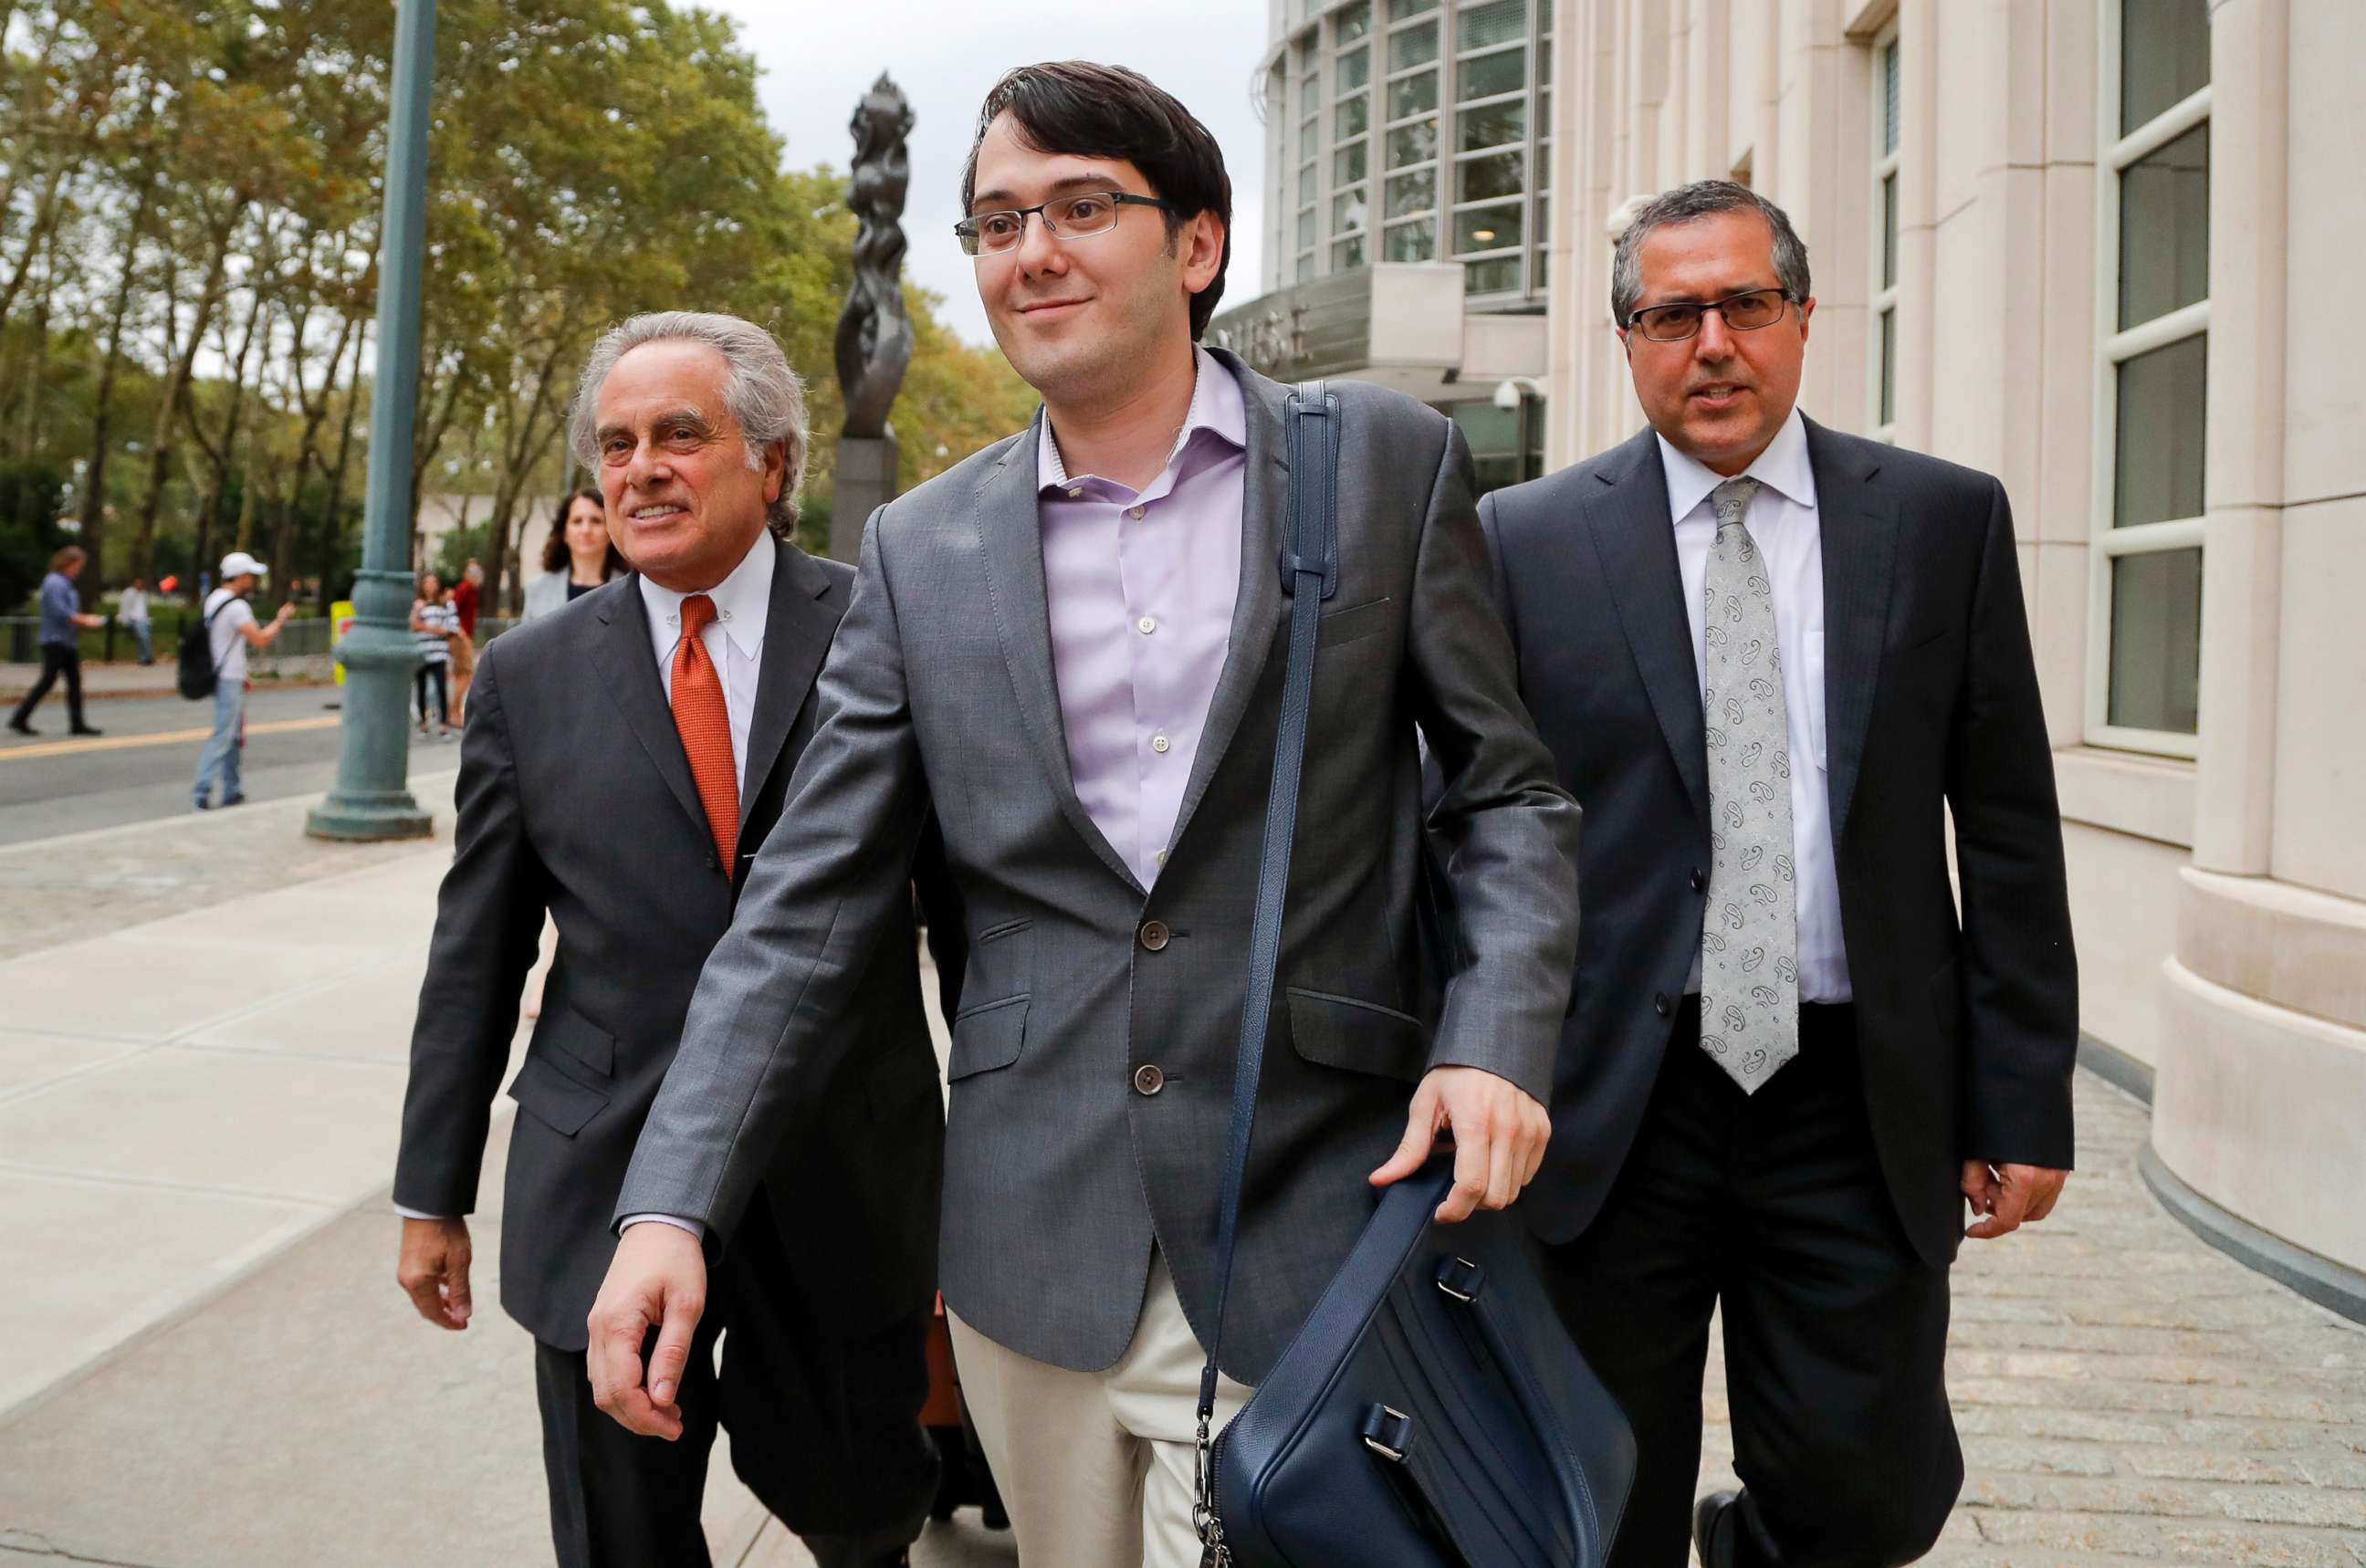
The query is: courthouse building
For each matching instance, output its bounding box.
[1212,0,2364,1317]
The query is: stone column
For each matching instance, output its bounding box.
[829,433,898,566]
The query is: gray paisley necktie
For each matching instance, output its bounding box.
[1700,476,1798,1092]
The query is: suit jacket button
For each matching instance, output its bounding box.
[707,852,720,873]
[1139,920,1170,952]
[1654,992,1672,1018]
[1134,1063,1166,1096]
[1690,867,1707,894]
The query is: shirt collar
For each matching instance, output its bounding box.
[1655,403,1816,525]
[1037,346,1248,495]
[637,528,773,662]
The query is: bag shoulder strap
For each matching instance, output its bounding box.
[202,593,237,674]
[1193,381,1341,1504]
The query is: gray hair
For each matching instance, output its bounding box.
[1608,180,1812,329]
[567,311,809,533]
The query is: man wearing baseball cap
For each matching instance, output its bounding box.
[190,551,293,810]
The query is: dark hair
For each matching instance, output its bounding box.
[1610,180,1812,327]
[541,488,625,579]
[961,61,1232,339]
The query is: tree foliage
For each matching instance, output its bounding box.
[0,0,1037,616]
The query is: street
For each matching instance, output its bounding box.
[0,685,459,845]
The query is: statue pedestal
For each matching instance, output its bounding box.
[830,434,899,564]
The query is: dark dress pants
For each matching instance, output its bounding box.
[1542,1000,1962,1568]
[9,644,85,728]
[533,1190,938,1568]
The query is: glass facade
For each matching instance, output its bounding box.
[1272,0,1549,305]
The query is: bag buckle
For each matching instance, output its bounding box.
[1434,1254,1484,1302]
[1360,1403,1413,1463]
[1193,1412,1230,1564]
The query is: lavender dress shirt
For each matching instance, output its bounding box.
[1037,347,1248,889]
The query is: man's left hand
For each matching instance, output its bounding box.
[1369,1066,1552,1224]
[1962,1160,2068,1240]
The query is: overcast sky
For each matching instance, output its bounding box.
[705,0,1272,346]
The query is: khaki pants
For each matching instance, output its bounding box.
[947,1255,1253,1568]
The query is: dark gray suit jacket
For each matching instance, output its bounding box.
[1481,420,2078,1266]
[618,351,1580,1382]
[393,538,949,1352]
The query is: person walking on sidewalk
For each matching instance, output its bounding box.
[119,577,154,665]
[7,547,106,737]
[393,312,958,1568]
[190,551,293,810]
[411,572,457,739]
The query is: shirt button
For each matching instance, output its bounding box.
[1151,733,1171,754]
[1137,615,1157,635]
[1139,920,1170,952]
[1133,1063,1166,1096]
[1128,505,1146,519]
[1654,992,1672,1018]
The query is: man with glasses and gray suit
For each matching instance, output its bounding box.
[589,62,1578,1566]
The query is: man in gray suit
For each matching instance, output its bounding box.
[394,314,947,1567]
[590,63,1580,1565]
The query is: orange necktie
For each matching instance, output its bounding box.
[671,593,738,873]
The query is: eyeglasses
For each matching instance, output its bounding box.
[955,192,1176,257]
[1624,287,1795,343]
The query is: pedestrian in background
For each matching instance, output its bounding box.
[521,489,624,620]
[412,571,458,739]
[191,550,294,810]
[118,577,154,665]
[447,560,483,727]
[7,546,105,737]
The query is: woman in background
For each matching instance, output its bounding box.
[410,572,458,739]
[520,489,624,620]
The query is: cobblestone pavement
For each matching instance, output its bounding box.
[1697,1071,2366,1564]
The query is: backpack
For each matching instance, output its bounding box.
[177,594,236,700]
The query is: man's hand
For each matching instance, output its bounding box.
[1962,1160,2068,1241]
[1369,1065,1552,1224]
[586,1222,707,1441]
[395,1216,474,1330]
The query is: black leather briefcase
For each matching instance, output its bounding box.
[1189,386,1634,1566]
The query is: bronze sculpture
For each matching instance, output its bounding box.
[836,73,916,441]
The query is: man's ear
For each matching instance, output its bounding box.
[759,439,789,505]
[1182,210,1226,294]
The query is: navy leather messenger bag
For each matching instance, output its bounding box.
[1190,385,1636,1567]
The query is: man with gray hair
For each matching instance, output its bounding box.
[1482,182,2078,1565]
[392,310,954,1567]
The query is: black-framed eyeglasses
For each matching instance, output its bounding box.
[955,192,1175,257]
[1624,287,1796,342]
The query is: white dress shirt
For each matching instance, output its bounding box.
[400,532,773,1228]
[1659,407,1851,1004]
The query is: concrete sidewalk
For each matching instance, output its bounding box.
[0,782,1009,1567]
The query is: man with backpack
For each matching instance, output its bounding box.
[188,550,292,810]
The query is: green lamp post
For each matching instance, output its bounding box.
[308,0,436,841]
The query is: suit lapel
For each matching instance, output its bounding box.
[974,414,1144,892]
[737,538,838,831]
[1808,417,1896,841]
[1168,349,1287,857]
[1586,428,1712,830]
[592,580,708,843]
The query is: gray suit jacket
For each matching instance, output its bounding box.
[395,539,948,1352]
[619,351,1579,1382]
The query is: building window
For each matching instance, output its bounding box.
[1450,0,1529,297]
[1869,29,1900,440]
[2089,0,2209,750]
[1378,0,1440,270]
[1330,2,1374,270]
